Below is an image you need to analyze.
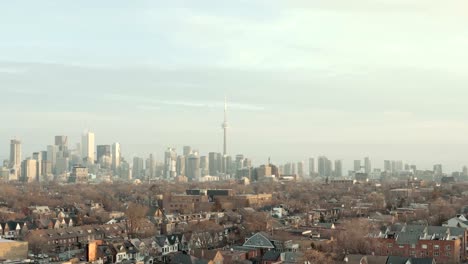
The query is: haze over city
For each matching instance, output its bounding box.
[4,1,468,264]
[2,0,468,171]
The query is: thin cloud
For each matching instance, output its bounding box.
[109,94,265,111]
[136,105,161,111]
[0,67,27,74]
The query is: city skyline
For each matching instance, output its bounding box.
[1,132,467,175]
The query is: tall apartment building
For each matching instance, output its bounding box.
[132,157,144,180]
[81,131,95,164]
[164,147,177,178]
[111,143,121,171]
[318,156,332,177]
[21,159,37,183]
[334,160,343,177]
[309,157,315,177]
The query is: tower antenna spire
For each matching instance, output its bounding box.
[222,97,228,156]
[224,96,227,123]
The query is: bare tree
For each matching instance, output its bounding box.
[301,249,334,264]
[26,233,49,256]
[333,219,375,256]
[124,202,149,239]
[429,198,456,225]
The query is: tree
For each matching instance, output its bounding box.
[26,232,49,256]
[124,202,149,239]
[333,219,375,256]
[301,249,334,264]
[429,198,456,225]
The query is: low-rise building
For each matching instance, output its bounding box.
[370,224,467,264]
[0,239,28,260]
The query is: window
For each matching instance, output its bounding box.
[434,245,439,250]
[411,244,416,249]
[446,245,451,250]
[446,252,451,257]
[410,250,416,256]
[388,243,393,248]
[434,252,439,256]
[422,244,427,249]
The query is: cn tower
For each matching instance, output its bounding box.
[221,97,228,156]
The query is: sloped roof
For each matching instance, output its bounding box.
[386,256,408,264]
[170,252,208,264]
[427,226,464,237]
[403,225,425,234]
[386,256,435,264]
[396,233,419,245]
[243,232,275,249]
[262,251,281,261]
[154,235,169,247]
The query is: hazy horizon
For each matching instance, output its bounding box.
[2,1,468,172]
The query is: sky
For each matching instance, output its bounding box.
[2,0,468,172]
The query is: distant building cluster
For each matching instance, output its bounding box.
[3,136,468,184]
[2,98,468,185]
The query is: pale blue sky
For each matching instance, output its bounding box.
[2,0,468,171]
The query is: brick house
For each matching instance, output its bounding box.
[370,224,467,263]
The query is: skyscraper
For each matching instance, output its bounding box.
[21,159,37,183]
[235,154,244,172]
[119,160,132,180]
[47,145,57,173]
[164,147,177,178]
[146,154,156,179]
[55,135,69,158]
[82,131,95,164]
[297,161,304,178]
[309,158,315,177]
[394,160,403,172]
[176,155,186,176]
[364,157,371,174]
[54,136,68,151]
[200,156,209,176]
[354,160,361,171]
[132,157,144,180]
[208,152,218,176]
[32,152,42,179]
[318,156,331,177]
[226,155,234,175]
[9,139,21,169]
[384,160,391,172]
[186,154,200,180]
[334,160,343,177]
[112,143,121,171]
[216,153,224,173]
[221,98,228,156]
[96,145,111,163]
[183,146,192,156]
